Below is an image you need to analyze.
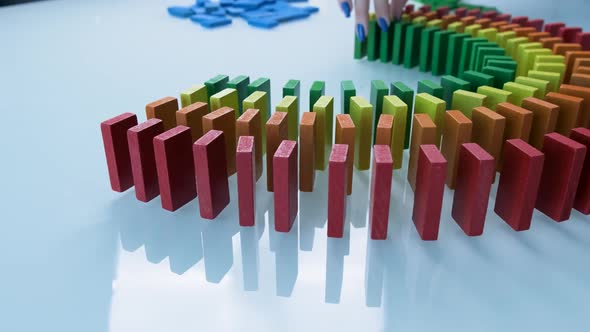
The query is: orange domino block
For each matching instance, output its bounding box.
[576,66,590,75]
[408,114,438,191]
[496,102,533,169]
[528,32,551,42]
[266,111,288,192]
[513,27,536,37]
[570,73,590,88]
[573,58,590,72]
[146,96,178,131]
[490,21,509,29]
[441,110,473,189]
[553,43,582,56]
[176,102,208,142]
[460,16,477,26]
[424,12,438,21]
[441,14,457,29]
[202,107,237,176]
[335,114,355,195]
[499,23,520,32]
[375,114,393,146]
[299,112,316,192]
[521,97,559,149]
[559,84,590,127]
[540,37,563,50]
[544,92,583,135]
[236,108,263,180]
[474,18,491,28]
[564,51,590,83]
[471,106,506,169]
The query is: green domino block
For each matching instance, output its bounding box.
[426,19,442,28]
[248,77,271,120]
[417,80,444,99]
[309,81,325,111]
[441,75,471,106]
[533,62,565,80]
[488,60,517,71]
[458,37,487,76]
[483,55,513,66]
[276,96,299,141]
[283,79,300,118]
[313,96,334,170]
[469,42,498,70]
[354,33,367,59]
[464,24,482,37]
[380,22,394,63]
[482,66,515,89]
[446,33,469,76]
[535,55,565,65]
[180,84,208,108]
[520,48,552,77]
[382,96,407,169]
[341,80,356,115]
[392,21,410,65]
[415,93,446,144]
[515,42,542,76]
[350,96,374,170]
[505,37,529,58]
[496,31,516,49]
[205,74,229,100]
[475,47,505,72]
[477,85,512,110]
[227,75,250,114]
[419,27,440,72]
[403,24,424,69]
[391,81,414,149]
[477,28,497,42]
[461,70,495,91]
[243,91,268,153]
[515,76,549,98]
[367,16,380,61]
[210,88,239,115]
[451,89,487,118]
[528,70,561,92]
[370,80,389,142]
[503,82,538,106]
[432,30,454,76]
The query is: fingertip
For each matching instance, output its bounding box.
[340,2,351,18]
[356,24,366,42]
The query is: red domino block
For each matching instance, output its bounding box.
[273,140,298,232]
[481,10,497,20]
[466,8,480,18]
[451,143,495,236]
[369,145,394,240]
[193,130,230,219]
[576,32,590,50]
[570,128,590,214]
[412,145,447,241]
[526,19,544,32]
[436,6,450,18]
[558,27,583,43]
[237,136,256,226]
[511,16,528,26]
[454,7,467,18]
[404,4,414,14]
[154,126,197,212]
[101,112,138,192]
[127,119,164,202]
[327,144,348,238]
[419,5,431,13]
[494,13,511,22]
[494,139,544,231]
[536,133,587,221]
[545,22,565,36]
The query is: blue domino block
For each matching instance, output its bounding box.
[302,6,319,13]
[247,17,279,28]
[167,6,195,18]
[225,7,245,16]
[190,14,232,28]
[209,8,227,16]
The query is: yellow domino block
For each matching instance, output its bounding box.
[382,96,407,169]
[312,96,334,170]
[276,95,299,141]
[180,84,208,108]
[350,96,374,170]
[243,91,269,152]
[210,88,239,115]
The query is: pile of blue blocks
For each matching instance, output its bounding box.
[168,0,319,29]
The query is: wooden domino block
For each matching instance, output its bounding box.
[477,85,511,110]
[367,16,381,61]
[441,110,473,189]
[495,14,511,23]
[544,22,565,36]
[341,80,356,115]
[527,70,561,92]
[496,102,533,168]
[462,70,495,91]
[553,43,581,56]
[514,76,549,98]
[575,66,590,75]
[503,82,538,106]
[575,32,590,50]
[276,95,299,141]
[392,21,411,65]
[176,102,208,142]
[283,79,300,104]
[299,112,316,192]
[446,33,470,76]
[309,81,326,111]
[570,128,590,214]
[571,73,590,88]
[210,88,239,114]
[180,84,207,108]
[146,97,178,131]
[544,92,583,136]
[564,51,590,83]
[127,119,164,202]
[557,27,583,43]
[559,84,590,127]
[273,140,298,232]
[417,80,444,99]
[528,32,551,42]
[193,130,230,219]
[419,27,440,72]
[432,30,455,75]
[248,78,271,117]
[404,24,424,68]
[236,136,256,226]
[335,114,355,195]
[408,114,438,191]
[382,96,407,169]
[371,80,389,141]
[495,139,544,231]
[328,144,348,238]
[227,75,250,114]
[536,133,587,221]
[266,111,288,192]
[369,145,394,240]
[415,92,446,146]
[205,74,229,100]
[243,91,268,152]
[202,107,237,176]
[350,96,374,170]
[521,97,559,149]
[412,145,447,240]
[539,37,563,50]
[313,96,334,170]
[472,106,506,169]
[153,126,197,212]
[375,114,393,147]
[451,89,487,118]
[442,75,472,106]
[390,82,414,149]
[236,109,263,181]
[101,113,138,192]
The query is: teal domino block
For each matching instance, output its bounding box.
[354,33,367,59]
[367,17,380,61]
[445,33,470,76]
[248,77,271,120]
[370,80,389,142]
[380,22,394,63]
[461,70,495,91]
[341,80,356,115]
[391,81,414,149]
[403,24,424,69]
[309,81,325,112]
[487,60,517,71]
[417,80,444,100]
[469,41,496,71]
[440,75,471,107]
[482,55,513,67]
[227,75,250,114]
[432,30,454,76]
[283,79,300,115]
[475,47,505,72]
[205,74,229,100]
[419,27,440,72]
[392,21,410,65]
[482,66,515,89]
[458,37,487,76]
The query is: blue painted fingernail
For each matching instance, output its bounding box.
[340,2,351,18]
[378,17,389,32]
[356,24,365,42]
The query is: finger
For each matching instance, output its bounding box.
[337,0,353,18]
[374,0,390,32]
[389,0,407,20]
[354,0,369,42]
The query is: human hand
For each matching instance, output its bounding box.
[337,0,408,42]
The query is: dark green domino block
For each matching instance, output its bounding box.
[227,75,250,114]
[370,80,389,142]
[248,77,271,119]
[458,37,487,77]
[417,80,444,99]
[461,71,495,91]
[403,24,423,69]
[367,18,380,61]
[440,75,471,106]
[380,23,394,63]
[432,30,454,76]
[283,79,300,114]
[392,21,410,65]
[475,47,505,72]
[341,80,356,115]
[309,81,325,111]
[445,33,470,76]
[482,55,512,67]
[419,27,440,72]
[391,81,414,149]
[354,33,367,59]
[482,66,515,89]
[469,42,496,71]
[205,74,229,100]
[487,60,517,71]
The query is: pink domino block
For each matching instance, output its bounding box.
[193,129,230,219]
[273,140,298,232]
[526,19,544,31]
[576,32,590,51]
[481,10,497,20]
[570,128,590,214]
[536,133,587,221]
[419,5,431,13]
[558,26,583,43]
[101,112,138,192]
[544,22,566,36]
[436,6,450,18]
[454,7,467,18]
[451,143,495,236]
[328,144,349,238]
[237,136,256,226]
[494,13,511,22]
[511,16,528,26]
[495,139,544,231]
[368,145,394,240]
[154,126,197,212]
[127,118,164,202]
[412,145,447,241]
[404,4,414,14]
[466,8,481,18]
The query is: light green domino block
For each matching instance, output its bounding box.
[210,88,239,115]
[415,93,446,144]
[180,84,208,108]
[535,55,565,65]
[447,22,465,33]
[427,19,442,28]
[477,28,497,42]
[496,31,516,49]
[313,95,334,149]
[413,16,427,25]
[451,90,487,118]
[505,37,529,58]
[248,78,271,120]
[465,24,482,37]
[276,96,299,141]
[533,63,565,84]
[205,74,229,100]
[382,96,407,169]
[243,91,268,153]
[310,81,326,111]
[528,70,561,92]
[503,82,538,106]
[520,48,553,77]
[350,96,373,170]
[515,43,542,76]
[477,85,512,110]
[515,76,549,98]
[227,75,250,114]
